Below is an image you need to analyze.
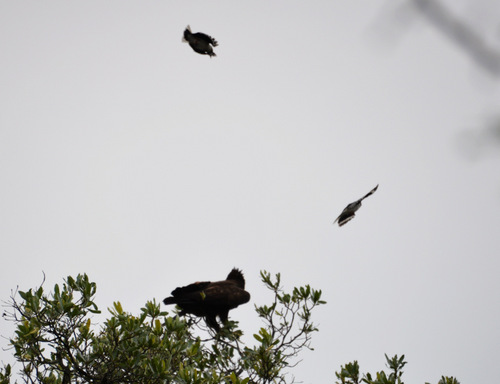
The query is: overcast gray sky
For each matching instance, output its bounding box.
[1,1,500,383]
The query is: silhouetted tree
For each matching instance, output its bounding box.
[0,271,323,384]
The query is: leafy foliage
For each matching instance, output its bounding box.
[0,272,461,383]
[334,354,460,384]
[1,271,324,384]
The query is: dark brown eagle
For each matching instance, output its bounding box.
[334,184,379,227]
[182,25,218,57]
[163,268,250,331]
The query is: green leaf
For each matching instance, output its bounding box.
[113,301,124,314]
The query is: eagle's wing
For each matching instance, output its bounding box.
[167,281,249,308]
[171,281,211,297]
[201,283,250,308]
[193,32,218,47]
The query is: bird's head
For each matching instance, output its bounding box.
[226,268,246,289]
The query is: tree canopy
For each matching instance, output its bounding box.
[0,272,459,384]
[0,271,323,384]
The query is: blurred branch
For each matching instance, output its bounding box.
[456,115,500,159]
[411,0,500,76]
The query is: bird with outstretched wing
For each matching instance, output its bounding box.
[334,185,379,227]
[182,25,218,57]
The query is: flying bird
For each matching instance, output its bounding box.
[182,25,218,57]
[163,268,250,331]
[334,184,379,227]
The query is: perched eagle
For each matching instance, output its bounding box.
[334,185,379,227]
[163,268,250,331]
[182,25,218,57]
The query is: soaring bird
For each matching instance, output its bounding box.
[334,185,379,227]
[182,25,218,57]
[163,268,250,331]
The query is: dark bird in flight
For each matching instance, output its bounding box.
[182,25,218,57]
[163,268,250,331]
[334,184,379,227]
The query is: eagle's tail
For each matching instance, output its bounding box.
[163,297,176,305]
[182,25,191,43]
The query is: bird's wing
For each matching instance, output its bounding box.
[334,201,358,225]
[171,281,211,297]
[194,32,218,46]
[201,284,250,307]
[337,213,356,226]
[163,282,212,305]
[361,184,379,200]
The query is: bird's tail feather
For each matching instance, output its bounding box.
[163,297,176,305]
